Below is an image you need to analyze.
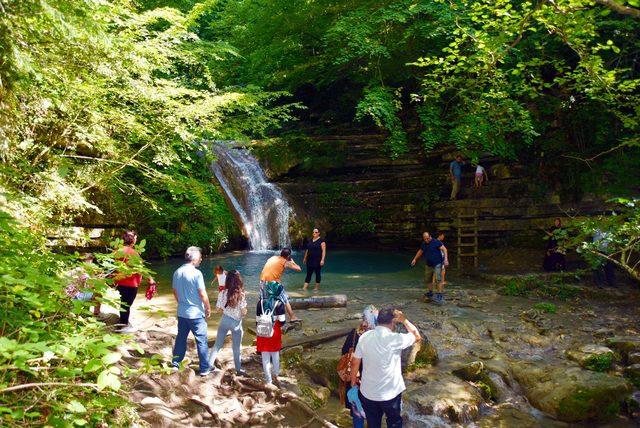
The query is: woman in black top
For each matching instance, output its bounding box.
[303,228,326,291]
[543,217,566,272]
[340,305,377,428]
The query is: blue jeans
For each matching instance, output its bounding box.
[208,314,243,371]
[352,414,365,428]
[172,316,210,374]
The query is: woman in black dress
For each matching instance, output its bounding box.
[302,228,326,291]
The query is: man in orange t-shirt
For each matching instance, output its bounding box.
[259,248,301,322]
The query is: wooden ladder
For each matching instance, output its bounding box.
[456,209,478,269]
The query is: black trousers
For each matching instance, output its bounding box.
[594,261,616,287]
[359,391,403,428]
[305,265,322,284]
[117,285,138,325]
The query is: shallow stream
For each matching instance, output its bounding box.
[125,250,640,427]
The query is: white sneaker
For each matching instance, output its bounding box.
[119,324,137,334]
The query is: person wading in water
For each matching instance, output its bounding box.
[411,232,448,304]
[303,228,326,292]
[259,248,302,323]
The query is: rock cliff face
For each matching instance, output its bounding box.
[251,133,604,253]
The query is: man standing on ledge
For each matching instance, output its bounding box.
[172,246,212,376]
[411,232,448,304]
[349,308,421,428]
[449,154,465,200]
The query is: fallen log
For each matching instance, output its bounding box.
[289,294,347,309]
[282,326,354,349]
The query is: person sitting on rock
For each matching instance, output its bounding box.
[349,308,421,428]
[64,252,101,316]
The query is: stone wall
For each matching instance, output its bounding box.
[252,133,605,252]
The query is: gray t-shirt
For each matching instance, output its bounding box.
[173,263,206,319]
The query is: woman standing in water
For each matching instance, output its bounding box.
[543,217,566,271]
[303,228,326,291]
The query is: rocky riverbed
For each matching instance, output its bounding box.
[117,272,640,427]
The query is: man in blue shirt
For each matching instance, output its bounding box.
[411,232,449,304]
[171,246,212,376]
[449,154,465,200]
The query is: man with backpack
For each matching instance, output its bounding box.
[259,248,302,323]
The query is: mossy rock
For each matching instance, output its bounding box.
[281,345,303,369]
[565,345,616,372]
[624,364,640,388]
[452,361,485,381]
[606,337,640,362]
[512,362,632,422]
[300,357,341,393]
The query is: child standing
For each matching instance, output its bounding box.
[212,265,227,292]
[437,232,449,285]
[474,164,489,188]
[256,283,287,386]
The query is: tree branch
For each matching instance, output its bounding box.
[0,382,99,394]
[594,0,640,19]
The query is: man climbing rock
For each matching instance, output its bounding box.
[449,154,465,200]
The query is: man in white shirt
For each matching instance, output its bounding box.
[349,308,421,428]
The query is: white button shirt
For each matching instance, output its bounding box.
[354,325,416,401]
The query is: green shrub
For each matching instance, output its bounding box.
[532,302,557,314]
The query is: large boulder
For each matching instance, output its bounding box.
[404,374,484,424]
[300,357,341,393]
[565,344,616,372]
[624,364,640,388]
[402,330,438,371]
[512,361,632,422]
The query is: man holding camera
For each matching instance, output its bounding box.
[349,308,421,428]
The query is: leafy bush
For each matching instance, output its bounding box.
[0,211,135,426]
[532,302,557,314]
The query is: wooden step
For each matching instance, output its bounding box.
[458,253,478,257]
[457,243,477,247]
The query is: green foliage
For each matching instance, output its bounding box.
[570,198,640,282]
[0,211,132,426]
[0,0,298,257]
[500,274,580,299]
[355,86,408,158]
[583,354,613,372]
[314,183,376,236]
[532,302,557,314]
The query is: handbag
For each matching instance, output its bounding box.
[337,330,357,382]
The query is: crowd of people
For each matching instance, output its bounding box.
[64,216,619,427]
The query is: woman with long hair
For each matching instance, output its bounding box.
[208,270,247,375]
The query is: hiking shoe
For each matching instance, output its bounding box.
[199,370,211,377]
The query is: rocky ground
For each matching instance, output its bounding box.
[115,272,640,427]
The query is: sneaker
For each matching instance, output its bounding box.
[199,370,211,377]
[424,291,434,300]
[118,324,137,334]
[236,369,249,377]
[435,293,445,305]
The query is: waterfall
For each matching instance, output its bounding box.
[210,142,292,251]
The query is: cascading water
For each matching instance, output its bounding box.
[210,142,292,251]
